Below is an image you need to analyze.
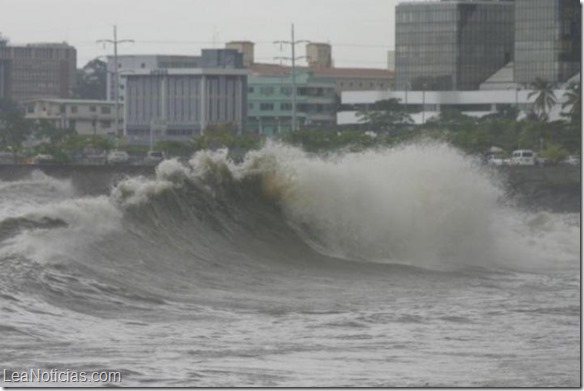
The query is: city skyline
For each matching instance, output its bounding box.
[1,0,397,69]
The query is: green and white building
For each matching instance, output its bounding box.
[247,71,337,135]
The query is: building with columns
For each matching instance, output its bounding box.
[122,68,248,145]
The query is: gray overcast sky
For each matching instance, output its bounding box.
[0,0,398,69]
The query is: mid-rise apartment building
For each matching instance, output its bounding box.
[0,39,76,103]
[248,72,337,135]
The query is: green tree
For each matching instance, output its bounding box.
[33,119,76,144]
[192,123,236,151]
[356,98,413,132]
[539,142,569,163]
[528,78,557,121]
[561,83,581,124]
[425,108,477,132]
[0,99,33,163]
[73,58,107,100]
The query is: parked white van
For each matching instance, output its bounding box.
[511,150,536,166]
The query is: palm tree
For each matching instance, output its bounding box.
[528,78,557,121]
[561,83,581,123]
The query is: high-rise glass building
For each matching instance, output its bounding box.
[395,0,515,91]
[514,0,581,85]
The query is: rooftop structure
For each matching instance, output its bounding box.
[250,63,393,94]
[306,43,332,69]
[226,41,255,67]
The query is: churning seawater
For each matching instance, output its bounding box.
[0,143,580,387]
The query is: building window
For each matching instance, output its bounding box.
[141,63,146,68]
[280,103,292,111]
[89,106,96,112]
[27,106,34,113]
[249,103,254,110]
[60,105,65,114]
[260,87,275,95]
[101,106,111,114]
[70,106,78,114]
[260,103,274,111]
[281,87,292,96]
[100,120,112,128]
[248,86,254,93]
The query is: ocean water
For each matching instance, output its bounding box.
[0,143,580,387]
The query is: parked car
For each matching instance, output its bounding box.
[143,150,166,165]
[31,154,55,164]
[487,154,505,166]
[107,150,130,164]
[560,155,580,166]
[511,149,536,166]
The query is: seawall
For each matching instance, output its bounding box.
[0,164,581,213]
[497,166,581,213]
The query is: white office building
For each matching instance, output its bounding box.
[337,88,574,126]
[123,68,248,145]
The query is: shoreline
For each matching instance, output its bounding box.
[0,164,580,213]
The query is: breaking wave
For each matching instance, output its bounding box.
[0,142,579,312]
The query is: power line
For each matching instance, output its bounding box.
[274,24,309,132]
[75,40,391,49]
[97,25,134,139]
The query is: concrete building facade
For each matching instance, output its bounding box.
[123,68,248,145]
[395,0,515,91]
[24,98,121,136]
[106,54,202,102]
[247,72,337,135]
[107,49,244,103]
[0,40,76,103]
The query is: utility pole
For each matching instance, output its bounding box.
[97,25,134,138]
[274,24,309,132]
